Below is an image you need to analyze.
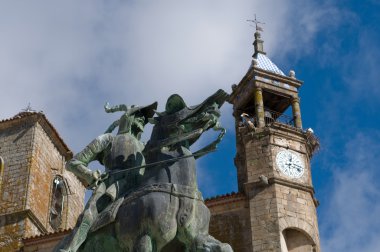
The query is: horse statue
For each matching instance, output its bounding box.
[57,89,233,252]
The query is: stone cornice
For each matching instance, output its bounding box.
[205,192,246,208]
[228,66,303,106]
[245,177,320,207]
[239,123,319,157]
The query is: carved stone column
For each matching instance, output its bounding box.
[291,97,302,129]
[254,88,265,127]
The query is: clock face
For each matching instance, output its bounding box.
[276,150,304,179]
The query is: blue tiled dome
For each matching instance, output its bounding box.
[254,53,285,76]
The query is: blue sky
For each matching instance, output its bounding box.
[0,1,379,251]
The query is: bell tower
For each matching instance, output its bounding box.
[228,23,321,251]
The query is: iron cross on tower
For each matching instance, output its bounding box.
[247,14,265,32]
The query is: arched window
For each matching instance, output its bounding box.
[49,176,68,230]
[282,228,316,252]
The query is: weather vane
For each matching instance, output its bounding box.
[247,14,265,32]
[22,102,35,113]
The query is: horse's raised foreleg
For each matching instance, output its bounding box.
[134,235,153,252]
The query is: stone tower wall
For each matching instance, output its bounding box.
[0,118,36,251]
[0,113,85,251]
[248,184,281,251]
[243,129,273,184]
[275,183,320,249]
[27,121,64,234]
[27,121,84,234]
[240,126,320,251]
[0,119,34,215]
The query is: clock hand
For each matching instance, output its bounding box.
[293,164,302,169]
[292,164,303,173]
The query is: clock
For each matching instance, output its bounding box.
[276,150,304,178]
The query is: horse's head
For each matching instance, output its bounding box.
[146,89,228,152]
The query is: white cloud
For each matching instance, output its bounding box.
[0,0,300,152]
[321,132,380,251]
[342,31,380,99]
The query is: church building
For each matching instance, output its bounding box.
[0,26,320,252]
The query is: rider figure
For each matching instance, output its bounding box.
[55,102,157,252]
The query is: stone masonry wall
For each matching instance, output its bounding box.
[275,184,320,251]
[0,214,25,252]
[27,122,62,234]
[0,120,34,214]
[27,122,85,234]
[249,184,320,252]
[248,185,281,251]
[0,119,34,251]
[207,196,252,252]
[243,129,273,185]
[235,124,248,192]
[0,115,85,251]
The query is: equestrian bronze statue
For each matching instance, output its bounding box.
[54,89,233,252]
